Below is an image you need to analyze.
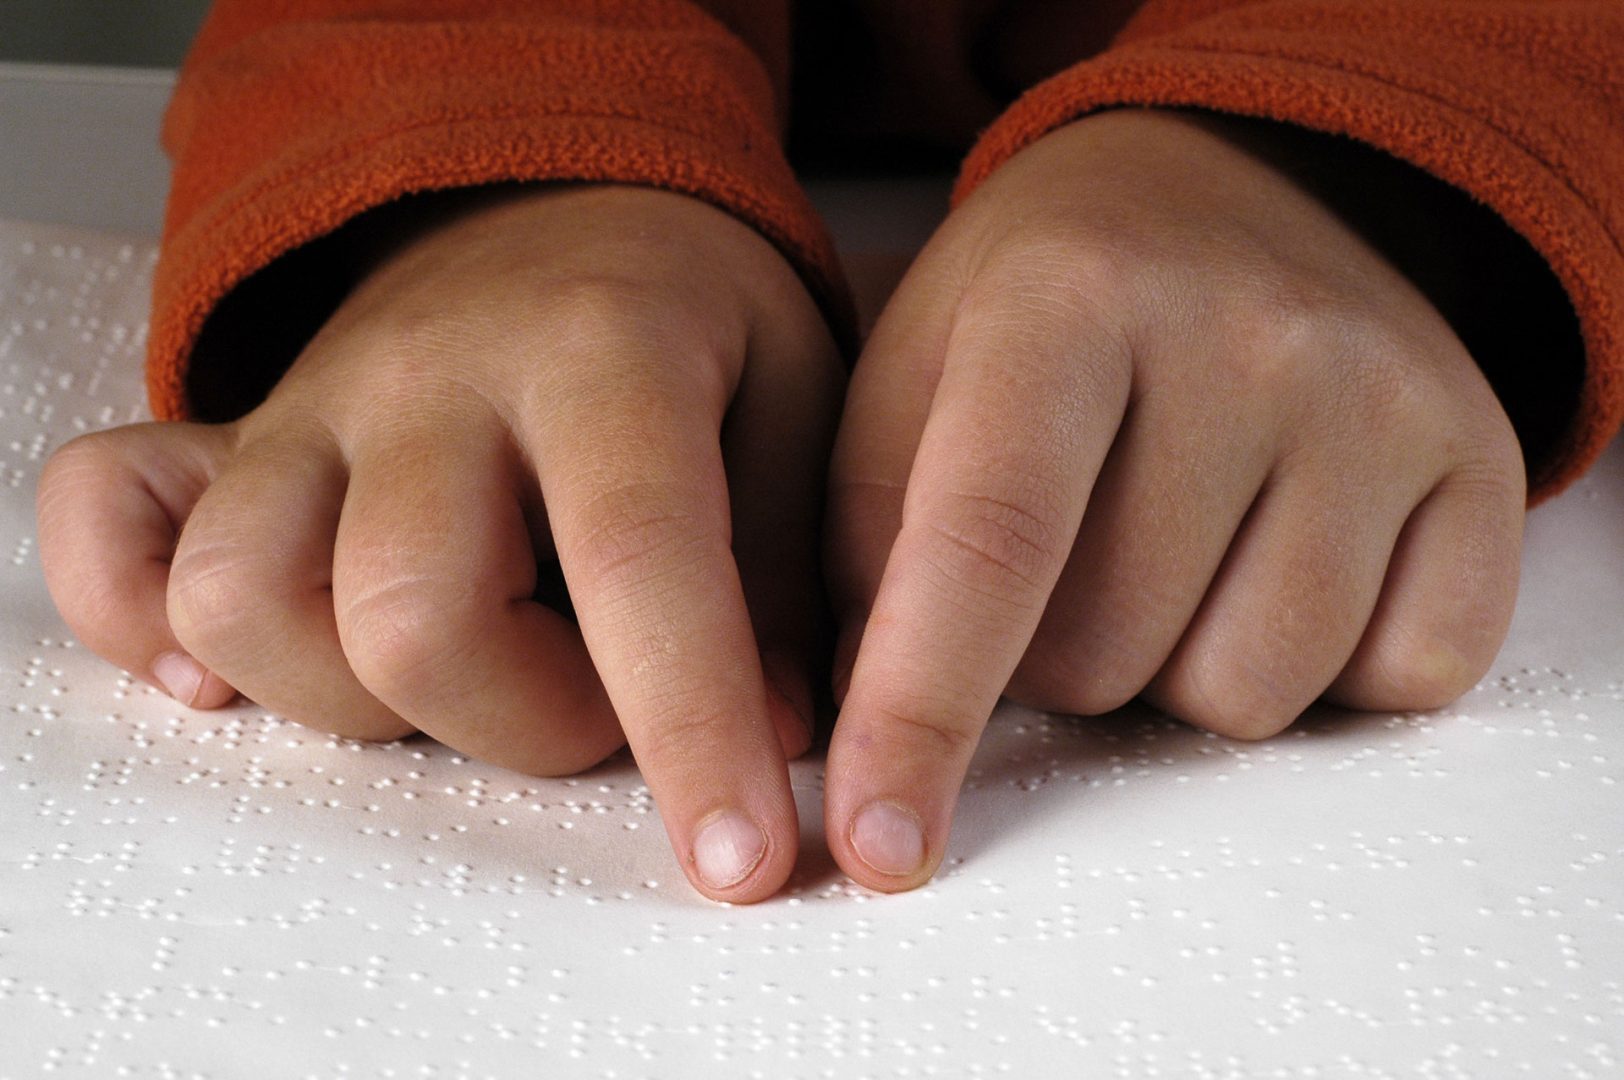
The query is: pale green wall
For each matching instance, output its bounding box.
[1,0,212,67]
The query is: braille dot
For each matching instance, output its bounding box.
[2,224,1623,1076]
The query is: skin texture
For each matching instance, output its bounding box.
[36,111,1526,899]
[37,184,845,903]
[822,109,1525,891]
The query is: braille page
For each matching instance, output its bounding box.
[1,217,1620,1079]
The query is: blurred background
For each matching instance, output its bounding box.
[2,0,209,66]
[0,0,210,232]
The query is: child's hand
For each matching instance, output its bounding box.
[37,185,843,902]
[824,110,1526,891]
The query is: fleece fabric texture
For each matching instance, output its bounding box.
[151,0,1623,499]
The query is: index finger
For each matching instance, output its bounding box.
[825,270,1132,891]
[523,330,799,903]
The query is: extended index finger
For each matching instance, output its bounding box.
[826,268,1133,891]
[523,321,798,903]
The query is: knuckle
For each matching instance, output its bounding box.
[1362,633,1485,711]
[37,433,126,531]
[338,578,480,700]
[1012,644,1142,717]
[1315,321,1483,458]
[865,697,981,759]
[1447,465,1526,534]
[983,227,1132,303]
[568,484,722,597]
[167,543,271,653]
[632,704,739,773]
[1355,580,1512,713]
[1206,289,1326,395]
[1336,344,1438,440]
[1169,655,1303,741]
[41,430,116,482]
[966,237,1135,378]
[534,275,675,351]
[52,575,140,661]
[1189,695,1299,742]
[1012,575,1200,715]
[1449,429,1527,509]
[919,488,1065,609]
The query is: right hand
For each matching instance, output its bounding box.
[820,110,1526,893]
[36,184,845,902]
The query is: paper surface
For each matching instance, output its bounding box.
[1,217,1620,1078]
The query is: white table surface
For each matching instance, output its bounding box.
[1,64,1621,1080]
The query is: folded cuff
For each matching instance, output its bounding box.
[150,11,852,419]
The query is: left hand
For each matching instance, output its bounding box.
[822,109,1526,892]
[37,184,844,903]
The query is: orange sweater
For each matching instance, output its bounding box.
[151,0,1623,499]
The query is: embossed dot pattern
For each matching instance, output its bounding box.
[1,220,1621,1078]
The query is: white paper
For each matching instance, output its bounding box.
[1,217,1619,1078]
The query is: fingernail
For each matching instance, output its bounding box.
[153,651,206,707]
[850,800,926,877]
[692,810,767,890]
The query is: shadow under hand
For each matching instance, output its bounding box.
[940,696,1387,873]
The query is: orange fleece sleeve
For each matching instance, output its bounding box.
[149,0,850,422]
[958,0,1624,500]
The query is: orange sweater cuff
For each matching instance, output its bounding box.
[149,3,852,421]
[956,8,1624,501]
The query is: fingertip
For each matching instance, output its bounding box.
[847,799,932,890]
[824,651,980,895]
[825,710,954,894]
[828,807,942,895]
[691,809,768,889]
[685,806,796,904]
